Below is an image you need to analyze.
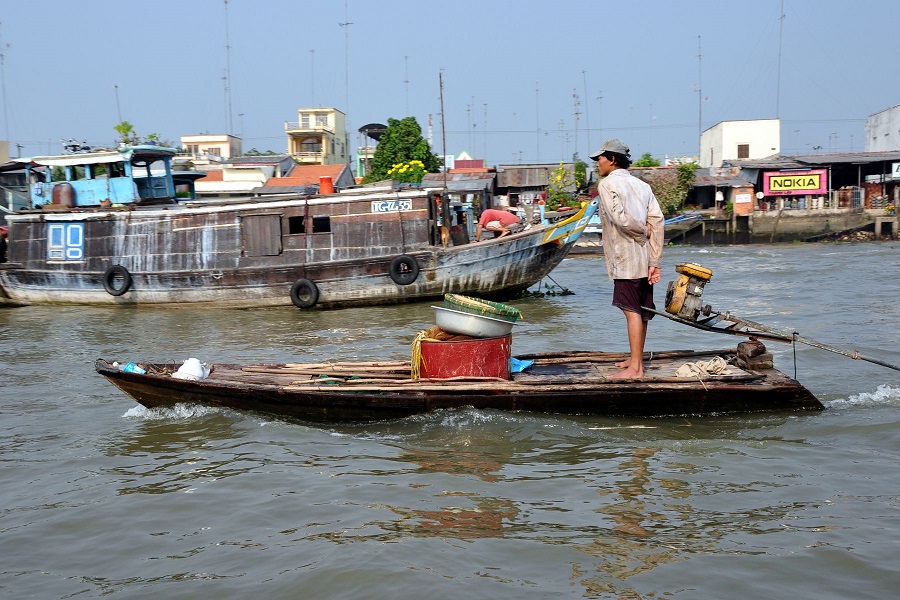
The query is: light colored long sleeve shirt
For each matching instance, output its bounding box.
[597,168,665,280]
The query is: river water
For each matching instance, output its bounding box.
[2,242,899,599]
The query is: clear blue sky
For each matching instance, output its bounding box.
[2,0,897,164]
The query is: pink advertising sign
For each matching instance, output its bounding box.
[763,169,828,196]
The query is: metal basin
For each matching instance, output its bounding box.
[432,306,516,338]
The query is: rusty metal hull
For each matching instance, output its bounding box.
[0,190,597,308]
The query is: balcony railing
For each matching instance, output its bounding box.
[284,121,335,134]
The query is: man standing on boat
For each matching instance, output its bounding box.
[474,207,521,241]
[591,139,664,379]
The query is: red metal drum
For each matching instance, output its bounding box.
[420,334,511,380]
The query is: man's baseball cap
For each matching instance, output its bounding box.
[589,139,630,160]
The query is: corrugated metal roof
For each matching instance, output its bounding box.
[421,172,495,192]
[495,163,577,188]
[264,164,347,187]
[727,150,900,169]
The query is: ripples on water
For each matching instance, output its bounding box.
[1,242,899,598]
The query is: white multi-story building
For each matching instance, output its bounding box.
[865,104,900,152]
[180,134,242,165]
[700,119,780,168]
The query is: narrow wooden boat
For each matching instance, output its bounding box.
[96,348,823,422]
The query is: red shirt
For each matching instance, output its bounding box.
[478,209,520,227]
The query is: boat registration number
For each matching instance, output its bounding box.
[371,200,412,213]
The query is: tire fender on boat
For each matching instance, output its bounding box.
[389,255,419,285]
[290,278,319,309]
[102,265,132,296]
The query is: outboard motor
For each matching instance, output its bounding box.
[665,262,713,320]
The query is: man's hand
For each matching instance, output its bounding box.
[648,266,661,285]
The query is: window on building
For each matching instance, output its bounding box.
[288,215,306,234]
[206,147,221,157]
[737,144,750,159]
[301,113,311,128]
[311,216,331,233]
[301,137,322,153]
[315,113,328,127]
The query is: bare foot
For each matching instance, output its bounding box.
[607,367,644,380]
[499,230,510,237]
[615,359,631,369]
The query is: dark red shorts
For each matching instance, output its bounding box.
[612,278,655,321]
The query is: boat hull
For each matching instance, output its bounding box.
[96,349,823,421]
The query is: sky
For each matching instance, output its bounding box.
[2,0,898,165]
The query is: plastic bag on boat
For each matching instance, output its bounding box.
[172,357,210,381]
[510,357,535,373]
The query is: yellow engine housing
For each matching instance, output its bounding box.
[665,263,713,320]
[675,262,712,280]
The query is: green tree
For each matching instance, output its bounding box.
[364,117,441,183]
[638,163,698,216]
[113,121,139,145]
[574,160,588,191]
[633,152,661,167]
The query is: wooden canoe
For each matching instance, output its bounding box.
[96,348,823,421]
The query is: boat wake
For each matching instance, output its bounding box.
[824,384,900,410]
[122,403,221,420]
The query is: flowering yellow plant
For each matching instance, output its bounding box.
[387,159,426,184]
[543,163,577,210]
[885,205,896,214]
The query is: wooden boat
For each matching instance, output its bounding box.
[95,347,823,422]
[0,145,598,308]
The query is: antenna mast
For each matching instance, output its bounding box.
[223,0,234,135]
[339,0,352,126]
[582,71,591,154]
[404,55,409,115]
[0,21,9,142]
[572,88,581,162]
[776,0,785,118]
[697,35,702,143]
[439,71,448,191]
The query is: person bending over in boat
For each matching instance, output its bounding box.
[591,139,664,379]
[0,225,8,264]
[474,207,521,241]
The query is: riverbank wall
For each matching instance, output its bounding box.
[668,209,898,245]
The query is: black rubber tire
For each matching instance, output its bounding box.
[102,265,132,296]
[389,255,419,285]
[290,278,319,309]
